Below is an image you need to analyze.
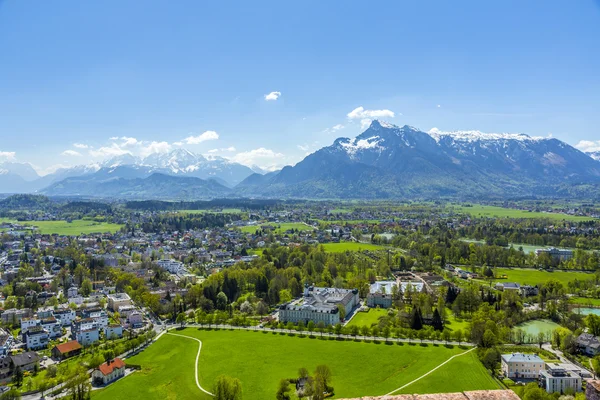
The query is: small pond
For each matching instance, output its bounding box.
[513,319,561,341]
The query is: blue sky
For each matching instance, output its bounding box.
[1,0,599,174]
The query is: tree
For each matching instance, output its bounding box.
[255,301,268,315]
[593,356,600,379]
[81,278,93,297]
[482,348,500,375]
[442,328,451,344]
[176,312,186,328]
[64,366,91,400]
[307,321,315,335]
[316,321,325,338]
[587,314,600,336]
[213,375,242,400]
[536,332,545,349]
[410,307,423,330]
[12,366,23,387]
[431,308,443,331]
[216,291,228,311]
[276,379,291,400]
[314,364,332,394]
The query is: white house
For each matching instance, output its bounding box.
[501,353,545,379]
[92,358,126,385]
[107,293,132,312]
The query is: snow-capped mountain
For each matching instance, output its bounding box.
[238,120,600,199]
[587,151,600,161]
[35,148,259,196]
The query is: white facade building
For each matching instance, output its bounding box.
[501,353,545,379]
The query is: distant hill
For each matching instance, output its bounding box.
[42,173,231,200]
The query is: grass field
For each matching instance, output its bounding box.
[490,268,595,286]
[321,242,386,253]
[444,309,470,332]
[346,308,388,327]
[569,297,600,306]
[396,350,498,394]
[93,329,495,400]
[0,219,122,235]
[239,222,315,234]
[452,204,595,222]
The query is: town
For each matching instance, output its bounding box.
[0,196,599,399]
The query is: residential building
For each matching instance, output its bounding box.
[1,308,32,324]
[54,309,76,326]
[128,311,143,328]
[501,353,545,379]
[52,340,82,360]
[92,358,126,385]
[41,317,63,339]
[107,293,132,312]
[10,352,40,372]
[156,259,186,274]
[576,333,600,356]
[539,364,582,393]
[23,327,50,350]
[67,285,79,298]
[104,324,123,340]
[0,329,13,356]
[279,285,359,326]
[76,327,100,346]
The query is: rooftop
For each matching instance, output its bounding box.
[501,353,544,363]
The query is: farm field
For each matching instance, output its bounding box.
[346,308,388,327]
[0,219,122,235]
[321,242,386,253]
[239,222,314,234]
[452,204,595,222]
[93,329,494,400]
[491,267,594,286]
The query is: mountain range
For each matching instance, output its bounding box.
[0,149,262,196]
[3,121,600,200]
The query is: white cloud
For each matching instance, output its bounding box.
[73,143,89,149]
[323,124,345,134]
[360,119,372,129]
[173,141,183,147]
[297,144,310,151]
[264,91,281,101]
[184,131,219,145]
[139,141,172,157]
[437,105,441,108]
[208,146,236,154]
[347,106,395,119]
[119,136,139,147]
[109,136,119,140]
[0,151,16,161]
[576,140,600,153]
[61,150,82,157]
[89,143,131,158]
[231,148,284,170]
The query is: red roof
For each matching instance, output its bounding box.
[98,358,125,376]
[54,340,82,354]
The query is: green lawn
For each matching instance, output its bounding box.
[490,268,595,286]
[396,350,498,394]
[320,242,386,253]
[346,308,388,327]
[0,219,122,235]
[452,204,595,222]
[570,297,600,306]
[444,309,470,332]
[239,222,315,234]
[93,329,494,400]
